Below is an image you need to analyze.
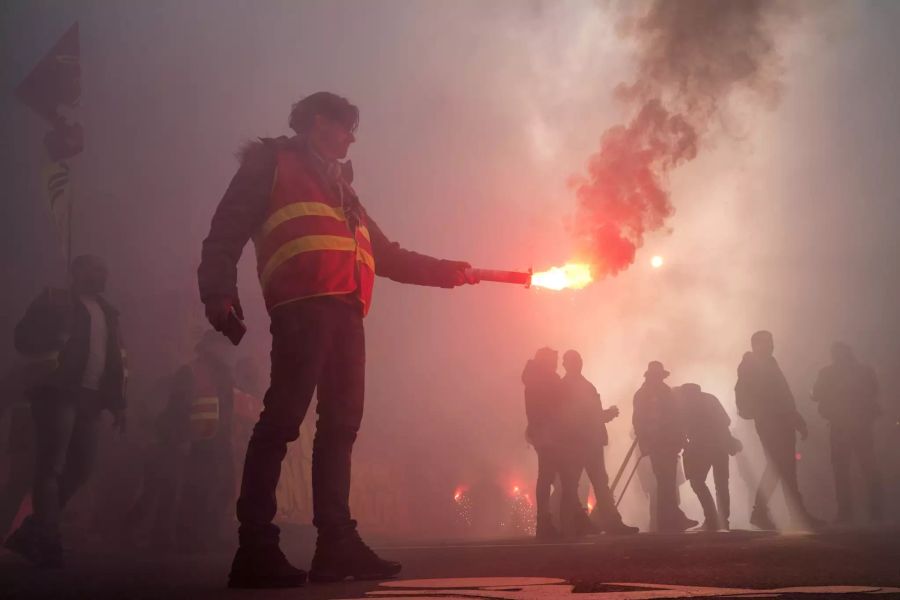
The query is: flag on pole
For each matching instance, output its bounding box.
[15,22,82,265]
[41,161,72,254]
[15,22,81,127]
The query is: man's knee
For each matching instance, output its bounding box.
[313,420,358,448]
[251,412,302,446]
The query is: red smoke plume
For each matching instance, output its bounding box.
[572,0,793,277]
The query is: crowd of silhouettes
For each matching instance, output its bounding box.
[522,330,886,538]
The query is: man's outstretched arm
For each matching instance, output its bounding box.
[366,215,473,288]
[198,141,275,326]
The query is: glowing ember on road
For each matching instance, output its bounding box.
[650,255,664,269]
[530,263,593,291]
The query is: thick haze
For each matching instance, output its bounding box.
[2,0,900,535]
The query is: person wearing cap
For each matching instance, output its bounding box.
[5,255,126,567]
[198,91,477,588]
[810,341,882,524]
[560,350,638,535]
[679,383,742,531]
[522,347,580,539]
[736,330,824,531]
[632,361,697,532]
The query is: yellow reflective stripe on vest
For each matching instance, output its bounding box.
[358,225,370,242]
[260,202,346,238]
[190,396,219,420]
[357,247,375,272]
[260,235,358,290]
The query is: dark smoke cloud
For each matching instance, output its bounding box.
[572,0,794,276]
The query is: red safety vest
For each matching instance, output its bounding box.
[253,148,376,315]
[188,360,219,442]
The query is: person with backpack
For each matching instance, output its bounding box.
[735,330,824,531]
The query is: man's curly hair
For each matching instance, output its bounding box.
[289,92,359,135]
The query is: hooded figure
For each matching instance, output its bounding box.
[522,348,580,539]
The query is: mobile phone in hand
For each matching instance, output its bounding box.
[222,307,246,345]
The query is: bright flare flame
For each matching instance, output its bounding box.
[650,255,664,269]
[530,263,593,291]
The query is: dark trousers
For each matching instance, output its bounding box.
[122,442,182,548]
[754,419,808,520]
[830,424,882,520]
[649,451,687,530]
[30,388,101,544]
[237,298,365,547]
[582,445,622,524]
[535,445,580,534]
[685,447,730,523]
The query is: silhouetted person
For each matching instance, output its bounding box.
[633,361,697,532]
[679,383,742,531]
[561,350,638,534]
[5,255,126,567]
[522,347,579,539]
[169,330,238,551]
[198,92,475,587]
[811,342,883,524]
[736,330,823,531]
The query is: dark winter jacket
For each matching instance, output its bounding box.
[562,372,610,449]
[633,380,684,455]
[14,288,126,410]
[681,390,732,452]
[198,136,465,307]
[811,361,880,426]
[734,351,800,425]
[522,360,564,449]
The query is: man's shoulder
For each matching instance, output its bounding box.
[237,136,294,167]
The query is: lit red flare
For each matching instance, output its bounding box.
[530,263,593,290]
[465,262,593,291]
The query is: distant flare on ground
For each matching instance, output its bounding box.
[650,255,664,269]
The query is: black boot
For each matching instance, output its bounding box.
[309,530,401,583]
[750,505,776,531]
[600,518,640,535]
[228,544,307,589]
[4,516,62,568]
[593,508,639,535]
[4,517,41,564]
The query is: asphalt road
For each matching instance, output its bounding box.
[2,529,899,599]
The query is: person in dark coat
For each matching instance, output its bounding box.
[522,347,579,539]
[811,342,882,524]
[5,255,126,567]
[679,383,741,531]
[561,350,638,534]
[633,361,697,532]
[735,330,823,531]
